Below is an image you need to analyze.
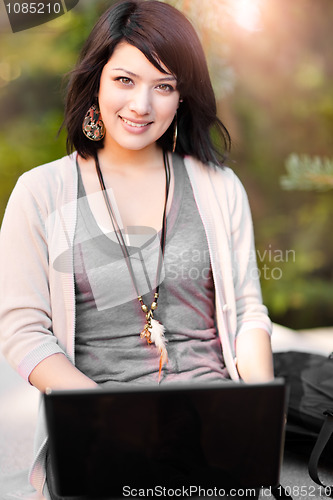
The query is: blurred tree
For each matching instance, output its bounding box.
[281,154,333,191]
[274,154,333,327]
[219,0,333,329]
[0,0,107,218]
[0,0,332,329]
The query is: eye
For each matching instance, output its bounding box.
[156,83,175,93]
[115,76,133,86]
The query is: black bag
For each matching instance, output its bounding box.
[274,351,333,496]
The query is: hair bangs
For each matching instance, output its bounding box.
[120,12,178,80]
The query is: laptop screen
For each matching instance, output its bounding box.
[44,379,287,498]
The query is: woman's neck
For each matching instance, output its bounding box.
[97,141,164,176]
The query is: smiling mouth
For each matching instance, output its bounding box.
[120,116,152,128]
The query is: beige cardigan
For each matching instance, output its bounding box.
[0,154,271,496]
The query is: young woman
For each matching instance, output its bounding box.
[0,0,274,497]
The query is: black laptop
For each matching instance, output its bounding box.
[44,379,287,498]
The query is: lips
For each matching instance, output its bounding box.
[120,116,153,128]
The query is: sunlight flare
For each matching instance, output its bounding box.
[233,0,263,32]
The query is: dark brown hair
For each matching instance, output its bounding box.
[64,0,231,164]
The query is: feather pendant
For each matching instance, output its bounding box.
[150,318,168,383]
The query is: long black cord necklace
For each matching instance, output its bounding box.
[94,150,171,381]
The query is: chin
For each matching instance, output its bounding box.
[117,137,159,151]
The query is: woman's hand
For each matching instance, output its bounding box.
[28,353,99,392]
[235,328,274,383]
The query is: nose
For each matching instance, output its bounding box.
[128,85,152,116]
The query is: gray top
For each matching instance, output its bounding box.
[74,154,228,385]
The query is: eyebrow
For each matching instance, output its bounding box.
[111,67,177,83]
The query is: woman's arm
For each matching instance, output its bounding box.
[28,353,99,392]
[0,171,99,393]
[236,328,274,383]
[0,171,86,389]
[226,171,274,382]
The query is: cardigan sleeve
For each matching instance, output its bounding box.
[228,171,272,337]
[0,176,65,382]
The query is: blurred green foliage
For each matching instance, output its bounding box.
[281,154,333,191]
[0,0,108,215]
[0,0,332,329]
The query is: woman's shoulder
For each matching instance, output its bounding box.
[4,155,78,219]
[183,155,246,199]
[18,154,77,191]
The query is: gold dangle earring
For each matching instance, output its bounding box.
[172,113,178,153]
[82,103,105,141]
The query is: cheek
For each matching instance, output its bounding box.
[156,98,179,122]
[98,79,124,111]
[99,94,124,123]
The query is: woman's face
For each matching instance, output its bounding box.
[98,42,180,153]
